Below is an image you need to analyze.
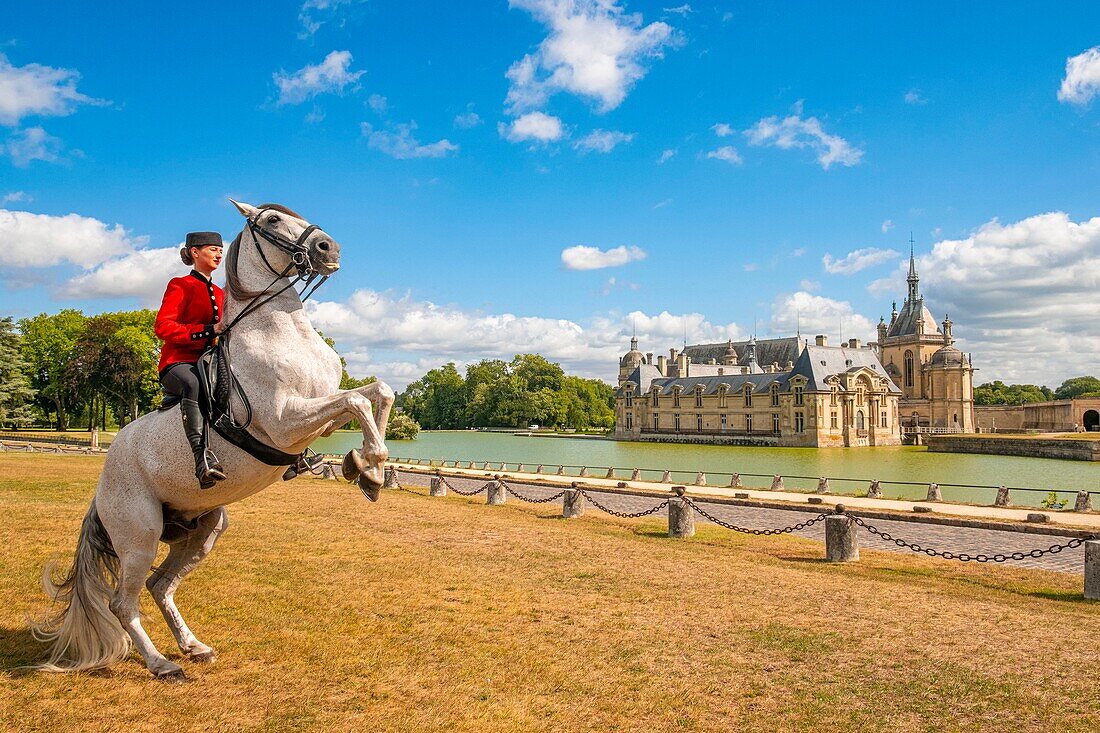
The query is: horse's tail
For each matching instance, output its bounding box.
[29,499,132,672]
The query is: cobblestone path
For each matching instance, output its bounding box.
[396,470,1088,574]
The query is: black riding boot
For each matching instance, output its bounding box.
[180,398,227,489]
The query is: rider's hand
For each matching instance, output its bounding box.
[213,320,228,335]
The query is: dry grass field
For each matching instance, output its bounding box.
[1,453,1098,732]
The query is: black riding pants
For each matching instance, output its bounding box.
[160,363,202,402]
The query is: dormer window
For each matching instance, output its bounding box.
[743,385,753,407]
[794,385,804,406]
[718,385,728,408]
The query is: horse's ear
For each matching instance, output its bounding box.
[229,199,258,217]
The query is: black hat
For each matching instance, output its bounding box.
[185,231,223,248]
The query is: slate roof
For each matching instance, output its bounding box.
[792,345,901,393]
[886,297,942,339]
[683,336,803,367]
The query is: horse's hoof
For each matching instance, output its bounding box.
[187,650,216,663]
[155,668,188,684]
[357,474,381,502]
[342,450,365,482]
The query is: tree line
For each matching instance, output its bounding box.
[3,309,388,432]
[974,377,1100,405]
[398,354,615,430]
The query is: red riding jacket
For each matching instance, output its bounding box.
[155,270,224,374]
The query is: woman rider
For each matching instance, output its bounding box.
[154,232,228,489]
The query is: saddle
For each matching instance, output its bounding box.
[159,341,324,480]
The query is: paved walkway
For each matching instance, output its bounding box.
[393,467,1092,575]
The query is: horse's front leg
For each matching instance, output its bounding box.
[271,391,389,491]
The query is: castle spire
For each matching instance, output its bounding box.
[906,233,920,302]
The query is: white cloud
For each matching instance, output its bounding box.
[799,279,820,292]
[742,263,758,272]
[304,106,325,124]
[745,105,863,169]
[505,0,679,114]
[663,4,692,15]
[904,89,926,105]
[657,148,676,164]
[499,111,565,143]
[298,0,357,38]
[573,128,634,153]
[59,246,188,306]
[308,289,741,388]
[2,190,29,203]
[881,219,894,233]
[274,50,364,106]
[5,126,63,166]
[367,93,388,113]
[361,121,458,159]
[561,244,646,270]
[653,198,672,209]
[454,108,482,128]
[869,211,1100,384]
[791,247,806,257]
[0,208,140,268]
[823,247,900,275]
[711,122,733,137]
[1058,46,1100,105]
[705,145,741,164]
[770,291,875,343]
[0,53,105,127]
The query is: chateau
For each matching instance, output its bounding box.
[614,250,975,446]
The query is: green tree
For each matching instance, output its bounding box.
[19,309,87,430]
[0,317,36,427]
[973,380,1053,406]
[385,412,420,440]
[402,363,467,429]
[1054,376,1100,400]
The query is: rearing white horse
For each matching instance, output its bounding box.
[32,200,393,680]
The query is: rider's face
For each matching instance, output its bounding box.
[191,245,223,273]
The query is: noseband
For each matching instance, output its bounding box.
[247,208,323,279]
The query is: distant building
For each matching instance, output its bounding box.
[615,334,903,447]
[874,250,975,432]
[975,398,1100,433]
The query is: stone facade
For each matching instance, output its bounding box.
[975,398,1100,433]
[615,335,902,447]
[874,251,976,431]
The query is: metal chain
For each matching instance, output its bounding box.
[390,471,423,496]
[845,514,1091,563]
[578,489,670,518]
[438,476,491,496]
[499,480,567,504]
[684,497,829,535]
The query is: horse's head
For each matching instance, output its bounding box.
[229,199,340,277]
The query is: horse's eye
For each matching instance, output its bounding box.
[268,215,280,224]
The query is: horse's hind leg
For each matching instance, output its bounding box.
[99,495,185,680]
[146,507,228,662]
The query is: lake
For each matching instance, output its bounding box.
[313,430,1100,508]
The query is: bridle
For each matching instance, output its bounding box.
[222,207,333,333]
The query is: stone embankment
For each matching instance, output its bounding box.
[928,435,1100,462]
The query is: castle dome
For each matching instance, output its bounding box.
[929,344,966,368]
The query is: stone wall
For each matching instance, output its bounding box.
[927,435,1100,461]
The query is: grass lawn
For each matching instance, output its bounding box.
[1,453,1098,732]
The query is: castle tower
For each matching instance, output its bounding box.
[618,336,645,385]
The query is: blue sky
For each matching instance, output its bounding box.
[3,1,1100,388]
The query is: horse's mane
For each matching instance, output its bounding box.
[257,203,304,219]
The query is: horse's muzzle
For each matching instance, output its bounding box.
[308,235,341,275]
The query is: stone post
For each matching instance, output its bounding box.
[816,477,830,494]
[90,427,99,449]
[517,463,525,473]
[692,472,705,486]
[487,477,506,505]
[383,466,397,489]
[630,468,641,481]
[499,462,507,471]
[430,476,447,497]
[661,470,673,483]
[605,467,616,479]
[563,483,585,518]
[1074,490,1093,513]
[771,475,785,491]
[536,464,544,474]
[667,488,695,539]
[729,474,743,488]
[867,480,883,499]
[1086,541,1100,601]
[995,486,1011,507]
[579,466,590,478]
[557,465,565,475]
[825,509,859,562]
[926,483,943,502]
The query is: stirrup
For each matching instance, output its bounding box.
[197,449,227,489]
[282,449,325,481]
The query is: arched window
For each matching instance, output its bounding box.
[770,384,780,406]
[855,410,865,430]
[904,350,914,388]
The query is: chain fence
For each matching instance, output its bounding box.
[389,467,1098,572]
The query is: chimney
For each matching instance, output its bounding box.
[717,367,724,376]
[646,352,654,365]
[848,338,860,349]
[669,347,678,361]
[815,334,827,346]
